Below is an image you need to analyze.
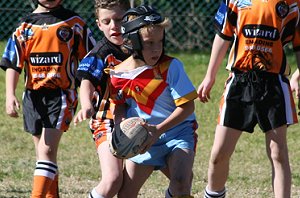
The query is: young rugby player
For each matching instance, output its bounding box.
[108,5,198,198]
[0,0,95,197]
[197,0,300,197]
[73,0,131,197]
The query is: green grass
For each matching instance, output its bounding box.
[1,50,300,197]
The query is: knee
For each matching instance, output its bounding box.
[101,172,123,189]
[170,173,192,193]
[209,151,230,166]
[269,147,289,164]
[39,145,56,158]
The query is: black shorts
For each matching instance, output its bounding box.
[23,88,78,135]
[218,70,298,132]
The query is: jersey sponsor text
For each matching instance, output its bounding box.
[30,52,63,66]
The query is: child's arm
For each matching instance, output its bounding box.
[290,51,300,97]
[74,79,95,125]
[5,68,20,118]
[197,34,230,103]
[290,68,300,97]
[156,100,194,134]
[112,103,126,125]
[141,100,195,152]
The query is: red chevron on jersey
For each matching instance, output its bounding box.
[111,57,172,114]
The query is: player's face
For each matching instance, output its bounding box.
[140,26,164,66]
[96,6,126,46]
[38,0,62,8]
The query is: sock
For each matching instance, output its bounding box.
[46,174,59,198]
[31,160,58,198]
[165,188,194,198]
[88,188,104,198]
[165,188,173,198]
[204,186,226,198]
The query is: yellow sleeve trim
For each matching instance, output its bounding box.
[174,91,198,106]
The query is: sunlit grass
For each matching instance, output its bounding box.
[1,49,300,197]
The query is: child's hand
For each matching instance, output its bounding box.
[73,107,95,125]
[290,70,300,98]
[197,75,215,103]
[290,70,300,115]
[6,95,20,118]
[139,122,160,153]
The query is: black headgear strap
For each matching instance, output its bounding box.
[121,5,165,61]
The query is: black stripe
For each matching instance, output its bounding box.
[35,167,56,174]
[205,189,226,198]
[167,188,172,197]
[37,161,58,169]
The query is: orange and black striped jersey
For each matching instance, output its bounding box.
[0,6,95,90]
[77,37,129,121]
[215,0,300,75]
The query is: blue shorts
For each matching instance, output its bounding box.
[129,120,198,170]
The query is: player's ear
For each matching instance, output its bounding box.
[96,19,102,31]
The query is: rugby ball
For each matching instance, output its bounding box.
[109,117,148,159]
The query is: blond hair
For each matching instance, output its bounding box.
[122,14,171,56]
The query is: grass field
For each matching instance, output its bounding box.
[1,50,300,197]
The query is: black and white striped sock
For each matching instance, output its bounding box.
[34,160,57,179]
[88,188,104,198]
[204,186,226,198]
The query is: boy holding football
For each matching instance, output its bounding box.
[73,0,131,197]
[108,5,198,198]
[0,0,95,197]
[197,0,300,197]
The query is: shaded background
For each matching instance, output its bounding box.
[0,0,219,52]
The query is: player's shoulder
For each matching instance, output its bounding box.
[156,55,187,79]
[158,55,181,69]
[90,38,128,60]
[93,38,113,54]
[54,6,82,20]
[21,6,84,25]
[155,55,174,65]
[85,39,114,60]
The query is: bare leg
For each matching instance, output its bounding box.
[207,125,242,191]
[31,128,63,198]
[32,135,41,160]
[118,160,154,198]
[167,148,194,196]
[94,141,123,198]
[265,125,291,198]
[36,128,63,162]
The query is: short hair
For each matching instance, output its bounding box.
[122,13,171,57]
[94,0,130,18]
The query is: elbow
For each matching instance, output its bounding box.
[181,101,195,115]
